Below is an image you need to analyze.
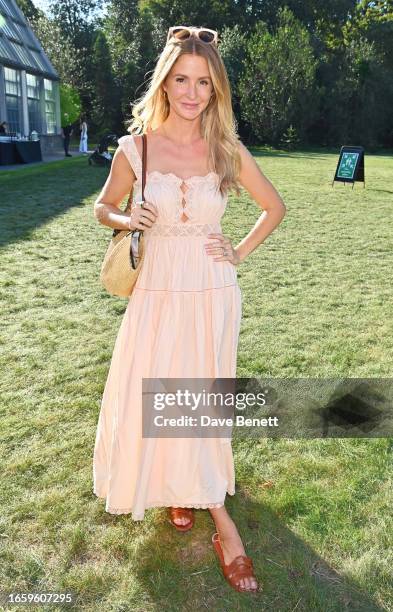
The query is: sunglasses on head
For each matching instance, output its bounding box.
[167,26,218,45]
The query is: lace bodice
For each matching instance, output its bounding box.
[117,134,228,225]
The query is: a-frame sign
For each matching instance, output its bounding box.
[332,146,365,189]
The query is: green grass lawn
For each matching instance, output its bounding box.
[0,149,392,611]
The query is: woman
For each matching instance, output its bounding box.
[79,118,88,154]
[93,26,286,594]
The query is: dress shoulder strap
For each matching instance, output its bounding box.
[117,134,142,181]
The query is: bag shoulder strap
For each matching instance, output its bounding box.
[141,133,147,201]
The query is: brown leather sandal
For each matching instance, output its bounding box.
[168,507,195,532]
[212,532,260,593]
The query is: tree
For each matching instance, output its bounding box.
[325,36,393,147]
[218,25,250,140]
[102,3,165,132]
[60,83,82,125]
[42,0,105,128]
[145,0,247,32]
[48,0,104,43]
[30,13,83,88]
[238,8,318,145]
[14,0,41,20]
[91,31,117,130]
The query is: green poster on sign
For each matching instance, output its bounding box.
[337,152,359,179]
[332,146,365,188]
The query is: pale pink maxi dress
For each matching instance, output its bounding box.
[93,134,242,520]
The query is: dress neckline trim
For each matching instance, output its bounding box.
[128,134,219,183]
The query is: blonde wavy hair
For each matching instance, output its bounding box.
[126,34,242,197]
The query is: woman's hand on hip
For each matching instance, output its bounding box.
[204,233,241,266]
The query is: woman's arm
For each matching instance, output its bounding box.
[93,147,136,231]
[234,142,286,263]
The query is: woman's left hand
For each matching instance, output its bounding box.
[204,233,241,266]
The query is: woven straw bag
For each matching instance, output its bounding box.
[100,134,147,298]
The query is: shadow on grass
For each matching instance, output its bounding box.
[247,146,393,161]
[248,148,334,161]
[0,157,109,249]
[124,489,384,612]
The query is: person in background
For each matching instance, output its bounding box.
[0,121,7,134]
[79,118,88,154]
[61,123,73,157]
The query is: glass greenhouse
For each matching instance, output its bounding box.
[0,0,60,139]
